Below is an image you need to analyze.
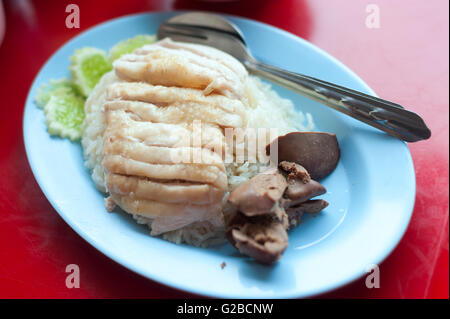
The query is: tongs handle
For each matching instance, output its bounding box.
[245,60,431,142]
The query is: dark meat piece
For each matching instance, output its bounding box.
[279,162,328,227]
[286,199,329,229]
[279,161,327,207]
[227,167,287,217]
[226,159,330,264]
[284,179,326,207]
[279,161,310,183]
[227,213,288,264]
[296,199,329,214]
[286,207,303,228]
[266,132,340,180]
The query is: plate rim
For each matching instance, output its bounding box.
[23,11,416,298]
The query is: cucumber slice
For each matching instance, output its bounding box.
[70,47,112,97]
[35,78,81,109]
[44,94,85,141]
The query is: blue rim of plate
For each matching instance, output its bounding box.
[23,11,416,298]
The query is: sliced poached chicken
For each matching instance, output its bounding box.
[101,38,248,235]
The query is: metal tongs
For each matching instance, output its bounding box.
[158,12,431,142]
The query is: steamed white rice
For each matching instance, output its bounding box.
[81,71,313,247]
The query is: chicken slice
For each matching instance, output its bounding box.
[113,40,247,99]
[106,173,224,205]
[104,110,226,152]
[104,99,244,129]
[106,82,247,122]
[97,39,253,236]
[104,111,229,161]
[111,193,224,235]
[102,155,228,189]
[130,46,242,90]
[155,38,247,83]
[104,138,225,168]
[150,213,223,236]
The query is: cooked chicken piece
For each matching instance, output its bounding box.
[285,199,329,228]
[106,174,224,205]
[284,179,326,207]
[101,39,250,235]
[226,161,329,263]
[279,161,311,183]
[111,193,223,235]
[104,196,116,212]
[113,38,248,99]
[111,192,221,218]
[103,139,224,168]
[104,110,227,153]
[151,214,222,237]
[266,132,340,180]
[103,155,227,189]
[156,38,247,83]
[127,48,242,91]
[106,82,247,126]
[105,99,244,129]
[288,199,329,215]
[226,213,288,264]
[227,167,287,217]
[82,71,121,193]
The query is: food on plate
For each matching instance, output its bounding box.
[112,38,247,98]
[44,93,85,141]
[226,132,340,263]
[36,78,86,140]
[81,37,313,248]
[35,35,154,141]
[279,158,330,228]
[70,47,113,97]
[266,132,340,180]
[35,34,340,264]
[35,78,81,109]
[227,167,287,217]
[226,151,333,263]
[227,211,289,264]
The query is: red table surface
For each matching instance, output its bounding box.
[0,0,448,299]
